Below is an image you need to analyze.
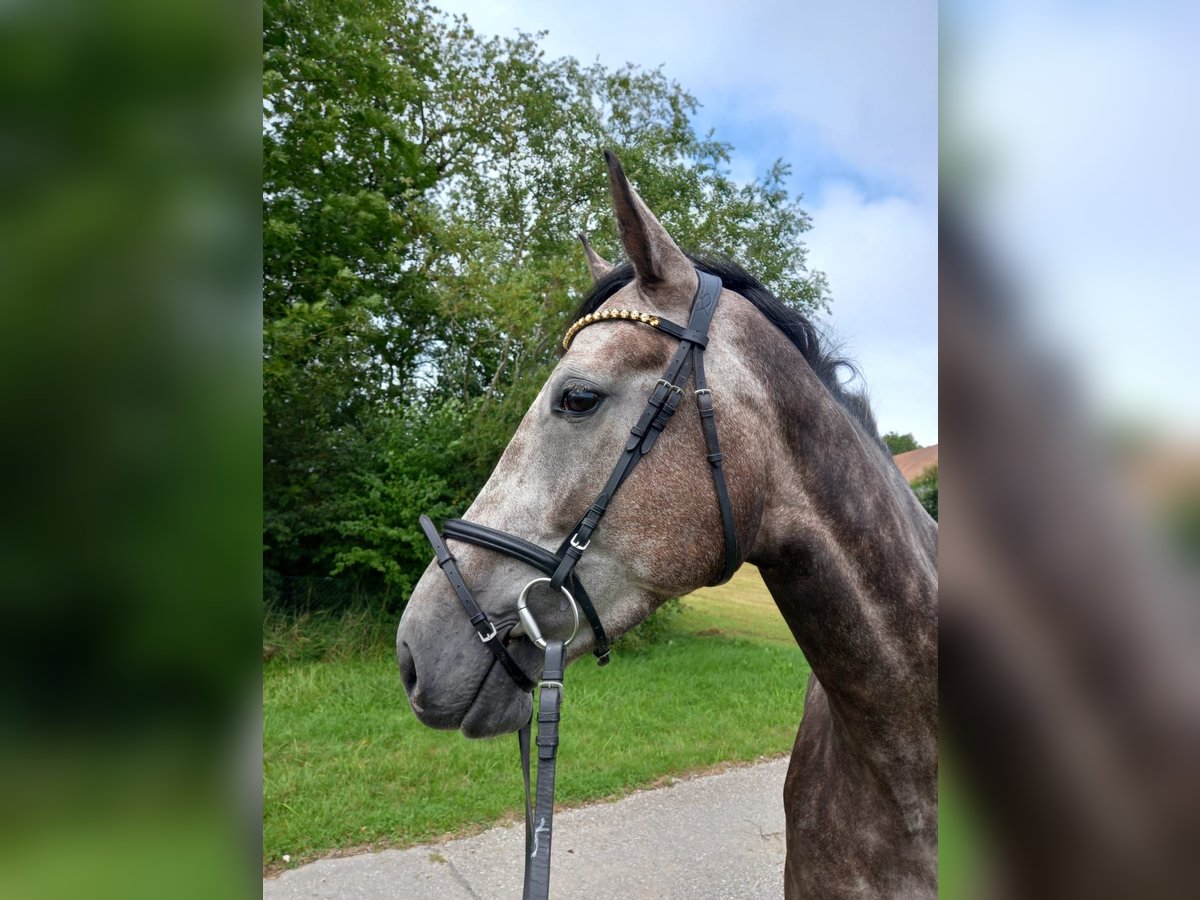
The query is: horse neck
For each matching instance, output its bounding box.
[747,360,937,771]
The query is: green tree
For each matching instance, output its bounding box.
[883,431,922,455]
[263,0,444,588]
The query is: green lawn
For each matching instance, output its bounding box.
[676,564,796,645]
[263,566,808,871]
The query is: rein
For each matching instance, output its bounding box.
[419,269,738,898]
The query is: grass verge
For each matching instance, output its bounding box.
[263,566,807,872]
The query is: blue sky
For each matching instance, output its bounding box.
[437,0,939,445]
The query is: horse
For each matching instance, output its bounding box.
[397,151,938,899]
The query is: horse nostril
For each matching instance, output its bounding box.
[397,640,418,697]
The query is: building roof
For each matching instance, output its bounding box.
[893,444,938,482]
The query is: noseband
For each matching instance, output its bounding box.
[418,269,738,899]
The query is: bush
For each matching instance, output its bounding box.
[911,464,938,521]
[613,598,687,654]
[1164,492,1200,566]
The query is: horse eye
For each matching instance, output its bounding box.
[561,388,601,414]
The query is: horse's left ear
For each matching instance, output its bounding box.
[604,150,697,296]
[578,233,614,282]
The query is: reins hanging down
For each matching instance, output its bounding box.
[419,269,738,900]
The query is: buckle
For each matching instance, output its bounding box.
[569,532,590,551]
[655,379,684,396]
[477,622,497,643]
[538,680,564,695]
[694,388,712,397]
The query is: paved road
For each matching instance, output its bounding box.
[265,757,789,899]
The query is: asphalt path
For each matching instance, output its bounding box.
[264,756,789,899]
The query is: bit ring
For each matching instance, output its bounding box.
[516,578,581,649]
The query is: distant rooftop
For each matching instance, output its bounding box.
[893,445,938,482]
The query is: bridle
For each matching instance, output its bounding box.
[418,269,738,899]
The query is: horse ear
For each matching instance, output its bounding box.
[578,233,614,282]
[604,150,696,294]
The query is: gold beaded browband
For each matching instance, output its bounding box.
[562,308,661,350]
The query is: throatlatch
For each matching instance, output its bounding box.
[419,269,739,900]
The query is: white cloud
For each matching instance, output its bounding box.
[446,0,937,200]
[807,184,938,444]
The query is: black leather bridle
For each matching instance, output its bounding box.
[418,269,738,899]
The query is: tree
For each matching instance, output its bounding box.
[883,431,922,455]
[262,0,832,607]
[263,0,444,590]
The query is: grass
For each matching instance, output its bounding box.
[675,564,796,645]
[938,759,988,900]
[262,604,398,664]
[263,565,809,872]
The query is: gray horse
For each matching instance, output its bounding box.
[397,153,937,899]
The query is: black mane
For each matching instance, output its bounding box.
[570,254,879,438]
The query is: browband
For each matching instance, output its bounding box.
[562,307,709,351]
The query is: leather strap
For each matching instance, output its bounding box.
[693,349,739,584]
[520,640,564,900]
[547,271,728,592]
[443,518,561,572]
[419,515,536,692]
[652,318,709,347]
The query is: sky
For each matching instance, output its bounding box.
[435,0,939,445]
[948,0,1199,439]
